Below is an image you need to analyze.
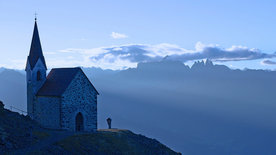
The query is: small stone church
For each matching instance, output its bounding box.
[25,19,99,131]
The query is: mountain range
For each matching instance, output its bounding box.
[1,60,276,154]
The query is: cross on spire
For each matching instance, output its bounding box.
[34,12,38,21]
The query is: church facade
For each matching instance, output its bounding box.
[25,19,99,131]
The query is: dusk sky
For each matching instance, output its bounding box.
[1,0,276,70]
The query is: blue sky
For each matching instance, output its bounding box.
[1,0,276,70]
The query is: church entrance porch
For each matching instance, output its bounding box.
[75,112,84,131]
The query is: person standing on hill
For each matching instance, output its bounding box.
[106,117,112,129]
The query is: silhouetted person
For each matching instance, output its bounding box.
[106,117,112,129]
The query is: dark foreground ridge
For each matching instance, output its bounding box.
[0,102,179,155]
[39,129,178,155]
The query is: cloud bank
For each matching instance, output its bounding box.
[93,42,275,62]
[262,60,276,65]
[57,42,276,70]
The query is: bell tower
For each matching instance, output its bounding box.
[25,18,47,118]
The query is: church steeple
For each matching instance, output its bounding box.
[26,18,48,118]
[26,19,47,70]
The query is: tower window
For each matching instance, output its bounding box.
[37,71,41,81]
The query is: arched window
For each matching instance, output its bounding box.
[37,71,41,81]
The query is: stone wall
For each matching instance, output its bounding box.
[34,96,61,129]
[61,70,97,131]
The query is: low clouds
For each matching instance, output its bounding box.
[261,60,276,65]
[89,42,276,63]
[57,42,276,70]
[6,43,275,70]
[110,32,128,39]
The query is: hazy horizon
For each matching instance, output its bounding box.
[1,60,276,154]
[1,59,276,72]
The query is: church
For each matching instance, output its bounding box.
[25,19,99,132]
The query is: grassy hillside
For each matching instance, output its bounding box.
[0,102,47,152]
[39,129,178,155]
[0,102,179,154]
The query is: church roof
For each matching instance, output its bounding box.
[36,67,99,96]
[26,20,47,70]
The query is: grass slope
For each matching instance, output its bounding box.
[41,129,178,155]
[0,107,44,152]
[0,104,179,154]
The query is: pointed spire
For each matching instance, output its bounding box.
[26,19,47,70]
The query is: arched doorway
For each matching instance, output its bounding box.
[75,112,84,131]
